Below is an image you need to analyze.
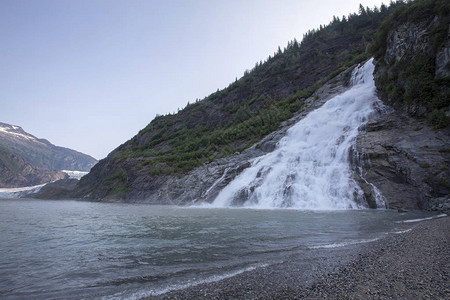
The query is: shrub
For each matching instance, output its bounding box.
[429,109,449,129]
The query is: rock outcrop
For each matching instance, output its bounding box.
[373,12,449,119]
[384,19,435,63]
[354,112,450,210]
[362,5,450,211]
[30,178,79,199]
[435,40,450,78]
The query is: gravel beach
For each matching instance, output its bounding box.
[151,216,449,299]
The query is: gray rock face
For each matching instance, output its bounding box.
[428,196,450,212]
[116,67,354,205]
[384,19,435,63]
[29,178,79,199]
[435,40,450,79]
[376,16,449,121]
[361,15,450,210]
[353,112,450,210]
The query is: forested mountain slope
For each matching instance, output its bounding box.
[73,0,448,207]
[76,2,402,200]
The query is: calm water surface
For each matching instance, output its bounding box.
[0,199,438,299]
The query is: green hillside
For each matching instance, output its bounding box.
[77,0,449,200]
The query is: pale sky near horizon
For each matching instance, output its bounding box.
[1,0,386,160]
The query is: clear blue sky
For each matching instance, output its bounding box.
[0,0,386,160]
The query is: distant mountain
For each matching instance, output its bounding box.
[0,122,97,172]
[0,147,67,188]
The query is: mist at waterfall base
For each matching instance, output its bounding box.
[212,59,383,209]
[0,60,439,299]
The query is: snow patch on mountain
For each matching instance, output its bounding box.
[62,170,88,180]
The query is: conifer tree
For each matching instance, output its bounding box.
[359,3,366,15]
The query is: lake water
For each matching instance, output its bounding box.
[0,199,440,299]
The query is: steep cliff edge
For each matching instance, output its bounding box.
[370,0,449,124]
[355,0,450,210]
[354,113,449,210]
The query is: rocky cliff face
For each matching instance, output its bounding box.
[372,6,449,121]
[353,112,449,210]
[384,19,435,64]
[435,39,450,78]
[355,10,450,211]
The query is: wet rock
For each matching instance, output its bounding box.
[354,112,450,210]
[429,196,450,212]
[353,174,378,209]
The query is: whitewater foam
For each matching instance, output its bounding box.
[202,168,229,198]
[105,263,269,299]
[393,228,414,234]
[309,237,382,249]
[212,59,383,209]
[395,214,447,223]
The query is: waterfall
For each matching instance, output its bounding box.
[212,59,383,210]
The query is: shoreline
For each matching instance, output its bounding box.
[152,216,449,299]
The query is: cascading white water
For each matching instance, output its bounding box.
[212,59,383,210]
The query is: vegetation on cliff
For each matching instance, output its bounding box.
[117,4,397,176]
[370,0,450,128]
